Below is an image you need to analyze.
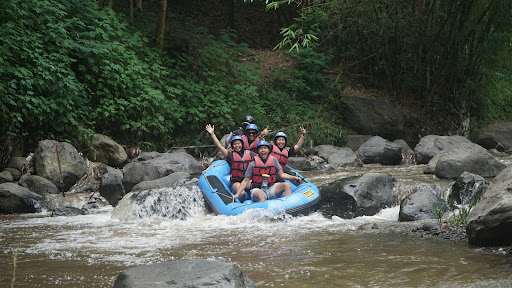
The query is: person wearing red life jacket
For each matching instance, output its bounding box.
[271,125,307,169]
[234,140,302,203]
[206,124,256,202]
[241,123,271,153]
[225,115,255,148]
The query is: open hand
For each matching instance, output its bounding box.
[205,124,214,134]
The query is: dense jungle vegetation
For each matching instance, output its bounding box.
[1,0,511,160]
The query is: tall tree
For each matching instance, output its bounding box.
[156,0,167,50]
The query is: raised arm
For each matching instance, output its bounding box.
[205,124,229,157]
[293,125,307,151]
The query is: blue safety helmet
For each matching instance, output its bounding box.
[274,132,287,142]
[231,135,244,145]
[245,124,258,133]
[256,140,270,149]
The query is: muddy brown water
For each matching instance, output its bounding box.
[1,157,512,287]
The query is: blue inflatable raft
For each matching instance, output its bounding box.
[197,160,321,216]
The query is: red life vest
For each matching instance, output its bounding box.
[242,135,258,153]
[271,145,289,169]
[230,150,253,182]
[251,155,277,188]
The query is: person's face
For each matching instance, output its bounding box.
[258,145,270,160]
[246,129,257,141]
[276,137,286,148]
[232,140,243,152]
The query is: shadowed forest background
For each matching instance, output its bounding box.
[1,0,511,165]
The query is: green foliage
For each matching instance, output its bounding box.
[0,0,263,151]
[257,48,344,147]
[269,0,512,128]
[432,206,446,227]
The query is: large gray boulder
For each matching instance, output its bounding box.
[414,135,472,164]
[356,136,402,165]
[434,143,507,179]
[111,185,204,221]
[286,157,314,171]
[471,122,512,151]
[327,147,360,167]
[345,135,373,151]
[466,165,512,246]
[448,172,489,205]
[312,145,343,160]
[19,174,59,194]
[0,183,44,214]
[113,259,256,288]
[88,134,127,167]
[399,184,448,221]
[122,151,203,193]
[319,173,397,218]
[0,171,13,184]
[339,96,404,140]
[34,140,87,191]
[99,165,125,206]
[131,172,191,191]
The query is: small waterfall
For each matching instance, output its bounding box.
[111,184,208,221]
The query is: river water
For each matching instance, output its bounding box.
[1,157,512,287]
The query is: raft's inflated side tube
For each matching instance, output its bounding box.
[198,160,320,216]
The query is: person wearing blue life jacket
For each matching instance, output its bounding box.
[271,126,307,170]
[206,124,256,202]
[234,140,302,202]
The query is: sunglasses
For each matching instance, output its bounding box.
[247,131,257,135]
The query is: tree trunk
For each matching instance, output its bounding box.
[129,0,134,20]
[156,0,167,50]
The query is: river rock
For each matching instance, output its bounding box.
[0,183,44,214]
[345,135,373,151]
[99,165,125,206]
[111,184,204,220]
[131,172,191,191]
[327,147,360,167]
[356,136,402,165]
[414,135,472,164]
[3,168,21,181]
[34,140,87,191]
[448,172,489,205]
[6,156,26,172]
[434,143,507,179]
[399,184,448,221]
[122,151,203,192]
[471,122,512,151]
[0,171,13,184]
[466,165,512,246]
[393,139,414,155]
[313,145,343,160]
[286,157,314,171]
[19,174,60,194]
[112,259,256,288]
[88,133,128,167]
[51,206,85,217]
[338,95,404,140]
[319,173,397,218]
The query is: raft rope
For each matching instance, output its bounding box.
[201,160,239,202]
